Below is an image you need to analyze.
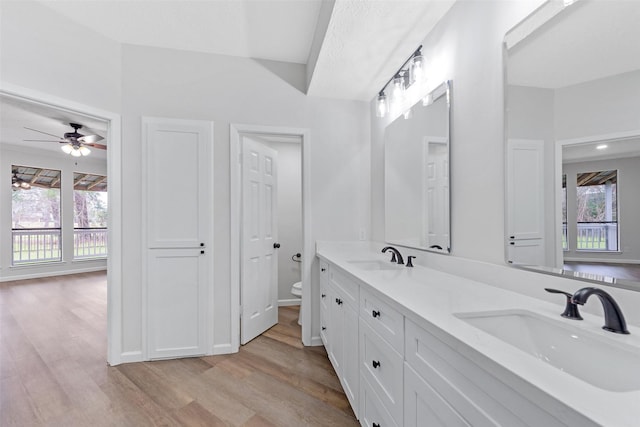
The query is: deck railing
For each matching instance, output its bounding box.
[73,228,108,259]
[12,227,108,265]
[12,228,62,265]
[576,221,618,251]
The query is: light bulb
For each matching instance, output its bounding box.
[20,182,31,189]
[403,108,413,120]
[422,93,433,106]
[376,92,388,118]
[71,148,82,157]
[61,144,74,154]
[392,74,405,101]
[409,53,425,85]
[79,146,91,156]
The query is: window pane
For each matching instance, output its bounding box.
[576,170,618,251]
[11,165,62,265]
[73,173,108,259]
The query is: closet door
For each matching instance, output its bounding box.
[143,117,213,359]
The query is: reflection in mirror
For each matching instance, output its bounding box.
[385,81,450,253]
[505,0,640,290]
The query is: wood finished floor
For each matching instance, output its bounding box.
[0,272,358,426]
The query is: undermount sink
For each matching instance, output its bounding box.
[347,260,403,271]
[455,309,640,392]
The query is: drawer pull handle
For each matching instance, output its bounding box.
[321,293,326,298]
[321,267,326,272]
[322,326,326,331]
[373,423,381,427]
[372,310,381,318]
[372,360,381,369]
[335,298,343,305]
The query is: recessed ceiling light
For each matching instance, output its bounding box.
[596,144,608,150]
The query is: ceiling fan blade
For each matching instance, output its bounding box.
[78,134,104,143]
[24,126,63,139]
[83,142,107,150]
[23,139,63,143]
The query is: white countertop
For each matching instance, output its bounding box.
[316,241,640,427]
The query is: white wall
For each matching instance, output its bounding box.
[563,156,640,263]
[119,44,370,355]
[0,145,107,280]
[261,139,303,303]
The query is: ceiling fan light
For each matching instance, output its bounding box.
[61,143,74,154]
[79,146,91,156]
[71,148,82,157]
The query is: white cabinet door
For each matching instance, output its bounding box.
[342,303,359,417]
[507,139,545,240]
[143,117,213,360]
[147,249,207,359]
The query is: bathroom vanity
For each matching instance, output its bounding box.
[317,241,640,427]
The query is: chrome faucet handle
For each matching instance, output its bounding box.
[406,256,416,267]
[545,288,583,320]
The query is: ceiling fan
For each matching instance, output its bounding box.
[24,122,106,157]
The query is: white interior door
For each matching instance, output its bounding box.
[507,139,545,264]
[144,117,213,359]
[424,138,449,249]
[241,137,279,345]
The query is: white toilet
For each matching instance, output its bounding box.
[291,281,303,325]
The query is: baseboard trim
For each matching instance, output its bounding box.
[118,351,143,365]
[213,343,236,355]
[279,298,301,307]
[309,335,324,347]
[564,257,640,265]
[0,266,107,282]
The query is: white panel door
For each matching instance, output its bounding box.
[144,117,213,359]
[146,120,211,249]
[240,137,278,345]
[507,139,545,240]
[147,249,207,359]
[424,138,450,250]
[507,139,546,265]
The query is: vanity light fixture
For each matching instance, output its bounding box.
[375,45,425,119]
[11,173,31,190]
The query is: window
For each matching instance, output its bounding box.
[576,170,618,251]
[73,173,108,259]
[11,165,62,265]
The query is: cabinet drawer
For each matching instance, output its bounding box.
[360,321,403,425]
[405,319,581,427]
[404,363,471,427]
[360,375,398,427]
[330,267,359,307]
[360,289,404,354]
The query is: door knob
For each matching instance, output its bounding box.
[273,243,281,249]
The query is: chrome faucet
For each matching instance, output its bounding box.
[571,287,629,334]
[381,246,404,265]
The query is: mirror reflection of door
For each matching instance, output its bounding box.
[424,137,449,250]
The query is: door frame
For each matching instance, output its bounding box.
[0,82,123,365]
[230,124,311,350]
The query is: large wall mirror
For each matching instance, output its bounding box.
[505,0,640,290]
[385,81,451,253]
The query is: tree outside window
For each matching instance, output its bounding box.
[73,173,108,259]
[11,165,62,264]
[576,170,618,251]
